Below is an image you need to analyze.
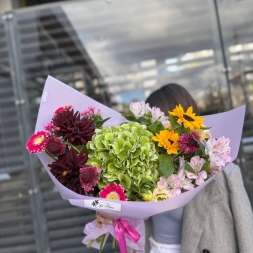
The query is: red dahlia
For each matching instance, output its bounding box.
[52,108,95,146]
[48,149,88,195]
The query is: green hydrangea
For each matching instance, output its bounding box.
[86,122,158,200]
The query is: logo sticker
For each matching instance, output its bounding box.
[84,199,121,211]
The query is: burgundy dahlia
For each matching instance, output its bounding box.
[79,166,101,192]
[52,108,95,146]
[178,131,200,154]
[45,137,66,156]
[48,149,88,195]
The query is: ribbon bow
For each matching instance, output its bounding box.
[114,219,140,253]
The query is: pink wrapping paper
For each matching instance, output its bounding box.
[35,76,245,251]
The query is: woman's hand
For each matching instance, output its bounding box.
[95,212,114,228]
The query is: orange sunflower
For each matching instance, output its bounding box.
[169,105,204,130]
[153,130,180,155]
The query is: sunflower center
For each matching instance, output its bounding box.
[107,191,120,200]
[168,139,174,145]
[183,114,194,121]
[62,171,68,176]
[33,136,45,145]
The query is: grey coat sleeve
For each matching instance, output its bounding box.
[227,164,253,252]
[144,218,152,253]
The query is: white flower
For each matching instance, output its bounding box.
[129,102,150,118]
[150,107,171,128]
[186,156,207,186]
[205,136,231,170]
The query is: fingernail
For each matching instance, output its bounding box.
[108,220,113,225]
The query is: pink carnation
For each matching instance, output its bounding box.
[178,132,200,154]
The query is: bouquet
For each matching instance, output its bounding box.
[27,76,245,253]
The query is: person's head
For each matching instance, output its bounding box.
[146,83,199,114]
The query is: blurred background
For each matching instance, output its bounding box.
[0,0,253,252]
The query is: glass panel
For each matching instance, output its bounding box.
[60,0,230,115]
[217,0,253,116]
[11,0,252,252]
[0,17,37,253]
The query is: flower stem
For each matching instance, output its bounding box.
[112,237,116,249]
[99,234,106,253]
[45,151,57,161]
[64,142,80,153]
[87,240,94,248]
[172,151,182,159]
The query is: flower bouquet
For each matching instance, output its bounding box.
[27,76,245,253]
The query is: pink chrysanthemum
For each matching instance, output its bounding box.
[45,137,66,156]
[178,131,200,154]
[54,104,73,114]
[44,122,60,132]
[99,183,128,201]
[26,131,50,154]
[79,166,101,192]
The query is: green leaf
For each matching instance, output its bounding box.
[193,137,205,153]
[95,117,110,128]
[201,126,211,130]
[124,114,136,122]
[185,162,196,174]
[180,127,191,134]
[169,114,181,129]
[158,154,175,178]
[202,160,211,174]
[126,190,132,198]
[147,121,164,135]
[138,116,149,125]
[194,148,203,157]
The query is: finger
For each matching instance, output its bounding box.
[97,214,113,225]
[95,219,102,228]
[98,213,114,220]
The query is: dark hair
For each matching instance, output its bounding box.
[146,83,199,114]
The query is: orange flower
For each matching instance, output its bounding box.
[153,130,180,155]
[169,105,204,130]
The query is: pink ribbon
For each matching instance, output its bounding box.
[114,219,140,253]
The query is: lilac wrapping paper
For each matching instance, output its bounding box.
[35,76,245,251]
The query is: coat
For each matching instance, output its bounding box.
[145,163,253,253]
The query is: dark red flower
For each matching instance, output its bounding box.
[48,149,88,195]
[52,108,95,146]
[178,132,200,154]
[79,166,101,192]
[45,137,66,156]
